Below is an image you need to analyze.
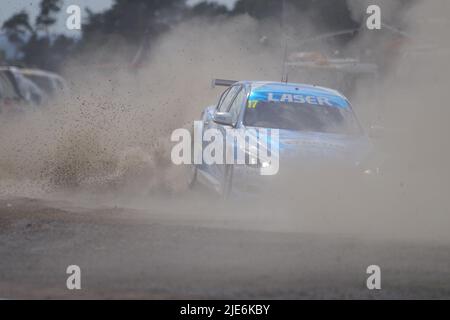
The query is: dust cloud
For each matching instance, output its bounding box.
[273,0,450,242]
[0,16,281,196]
[0,1,449,244]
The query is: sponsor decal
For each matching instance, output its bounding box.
[248,91,349,108]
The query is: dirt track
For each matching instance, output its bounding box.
[0,194,449,299]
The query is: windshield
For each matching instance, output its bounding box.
[243,100,362,135]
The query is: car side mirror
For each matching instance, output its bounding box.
[213,112,234,126]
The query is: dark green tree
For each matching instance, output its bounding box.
[232,0,359,32]
[35,0,63,34]
[2,11,34,46]
[1,0,73,70]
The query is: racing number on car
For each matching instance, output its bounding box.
[247,100,257,109]
[66,265,81,290]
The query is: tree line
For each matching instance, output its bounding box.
[0,0,410,71]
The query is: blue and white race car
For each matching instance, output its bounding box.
[188,79,373,197]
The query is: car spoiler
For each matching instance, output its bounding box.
[211,79,238,88]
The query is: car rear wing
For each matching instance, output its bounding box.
[211,79,238,88]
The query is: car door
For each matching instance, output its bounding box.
[201,85,241,190]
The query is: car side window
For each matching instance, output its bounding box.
[216,87,230,111]
[228,87,247,124]
[217,85,240,112]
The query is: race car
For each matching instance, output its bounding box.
[188,79,374,197]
